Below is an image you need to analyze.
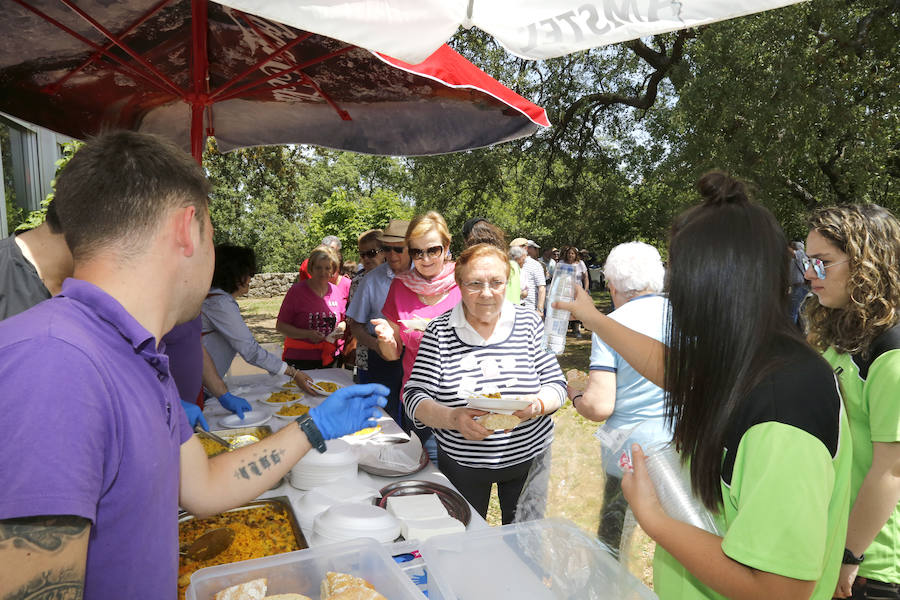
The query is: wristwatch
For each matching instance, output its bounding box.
[842,548,864,565]
[295,414,327,453]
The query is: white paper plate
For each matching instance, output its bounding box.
[465,396,532,413]
[308,380,344,395]
[218,410,271,429]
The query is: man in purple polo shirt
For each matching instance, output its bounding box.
[0,131,387,599]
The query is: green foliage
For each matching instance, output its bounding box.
[13,140,81,233]
[204,142,412,271]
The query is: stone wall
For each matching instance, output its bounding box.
[247,272,296,298]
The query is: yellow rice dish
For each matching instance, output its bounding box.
[276,403,310,417]
[266,390,301,403]
[314,381,340,393]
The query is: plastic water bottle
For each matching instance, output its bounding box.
[542,263,577,354]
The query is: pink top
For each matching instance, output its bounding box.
[278,280,346,361]
[381,278,461,389]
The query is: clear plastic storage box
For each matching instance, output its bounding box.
[186,537,425,600]
[420,518,658,600]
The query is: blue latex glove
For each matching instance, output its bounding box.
[181,399,209,431]
[219,392,251,419]
[309,383,389,440]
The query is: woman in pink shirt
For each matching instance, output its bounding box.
[373,211,461,456]
[277,245,347,369]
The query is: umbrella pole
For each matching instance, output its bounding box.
[190,0,208,163]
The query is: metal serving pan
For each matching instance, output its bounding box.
[179,496,307,553]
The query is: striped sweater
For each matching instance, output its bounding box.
[403,305,566,469]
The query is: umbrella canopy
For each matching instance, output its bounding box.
[218,0,807,63]
[0,0,549,161]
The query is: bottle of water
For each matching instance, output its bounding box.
[542,263,577,354]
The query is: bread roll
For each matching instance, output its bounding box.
[215,578,267,600]
[479,413,521,431]
[566,369,589,393]
[320,572,375,598]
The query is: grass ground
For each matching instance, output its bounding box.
[237,292,656,587]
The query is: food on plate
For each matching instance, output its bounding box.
[350,424,381,437]
[479,413,521,431]
[566,369,589,393]
[482,391,502,399]
[276,403,310,417]
[266,390,301,403]
[321,572,386,600]
[178,505,301,599]
[314,381,340,394]
[214,578,267,600]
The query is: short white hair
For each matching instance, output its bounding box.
[509,245,526,259]
[603,242,664,297]
[321,235,342,250]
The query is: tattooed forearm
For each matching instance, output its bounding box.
[0,516,89,552]
[233,448,285,480]
[2,568,84,600]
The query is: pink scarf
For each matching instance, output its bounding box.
[395,262,457,296]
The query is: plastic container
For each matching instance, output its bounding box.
[420,518,657,600]
[185,537,423,600]
[643,443,721,535]
[542,263,577,354]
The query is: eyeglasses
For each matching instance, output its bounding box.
[359,248,382,259]
[409,245,444,260]
[800,252,849,280]
[381,245,405,254]
[462,279,507,292]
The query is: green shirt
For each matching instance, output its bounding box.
[506,260,522,305]
[823,342,900,583]
[654,349,853,599]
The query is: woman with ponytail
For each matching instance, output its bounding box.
[803,205,900,600]
[558,172,852,600]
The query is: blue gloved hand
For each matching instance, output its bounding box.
[219,392,251,419]
[181,399,209,431]
[309,383,389,440]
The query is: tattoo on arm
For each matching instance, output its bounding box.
[0,515,90,600]
[233,448,285,481]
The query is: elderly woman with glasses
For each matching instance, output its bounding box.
[372,211,462,457]
[402,243,566,524]
[803,205,900,600]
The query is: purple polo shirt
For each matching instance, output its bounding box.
[0,278,193,599]
[161,316,204,402]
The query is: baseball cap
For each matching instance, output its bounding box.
[510,237,528,247]
[379,219,410,243]
[526,240,540,248]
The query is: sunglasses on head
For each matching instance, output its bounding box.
[359,248,382,259]
[799,251,849,280]
[409,245,444,260]
[381,245,405,254]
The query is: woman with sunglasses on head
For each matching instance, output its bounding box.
[557,171,852,600]
[371,211,462,459]
[403,243,566,523]
[803,205,900,600]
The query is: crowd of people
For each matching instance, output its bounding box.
[0,131,897,600]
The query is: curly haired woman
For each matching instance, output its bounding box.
[804,204,900,600]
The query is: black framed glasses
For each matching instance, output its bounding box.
[360,248,382,259]
[409,245,444,260]
[381,245,405,254]
[799,251,849,280]
[462,279,507,292]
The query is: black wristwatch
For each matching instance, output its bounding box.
[296,414,327,453]
[842,548,865,565]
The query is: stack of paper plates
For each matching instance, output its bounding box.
[312,503,401,545]
[288,439,358,490]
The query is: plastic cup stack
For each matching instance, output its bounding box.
[644,443,721,535]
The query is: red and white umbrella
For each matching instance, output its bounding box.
[1,0,549,161]
[216,0,807,63]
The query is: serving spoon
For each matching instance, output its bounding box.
[180,527,235,561]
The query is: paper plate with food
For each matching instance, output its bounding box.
[259,390,303,406]
[307,380,343,395]
[274,403,311,420]
[465,394,532,414]
[398,316,432,332]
